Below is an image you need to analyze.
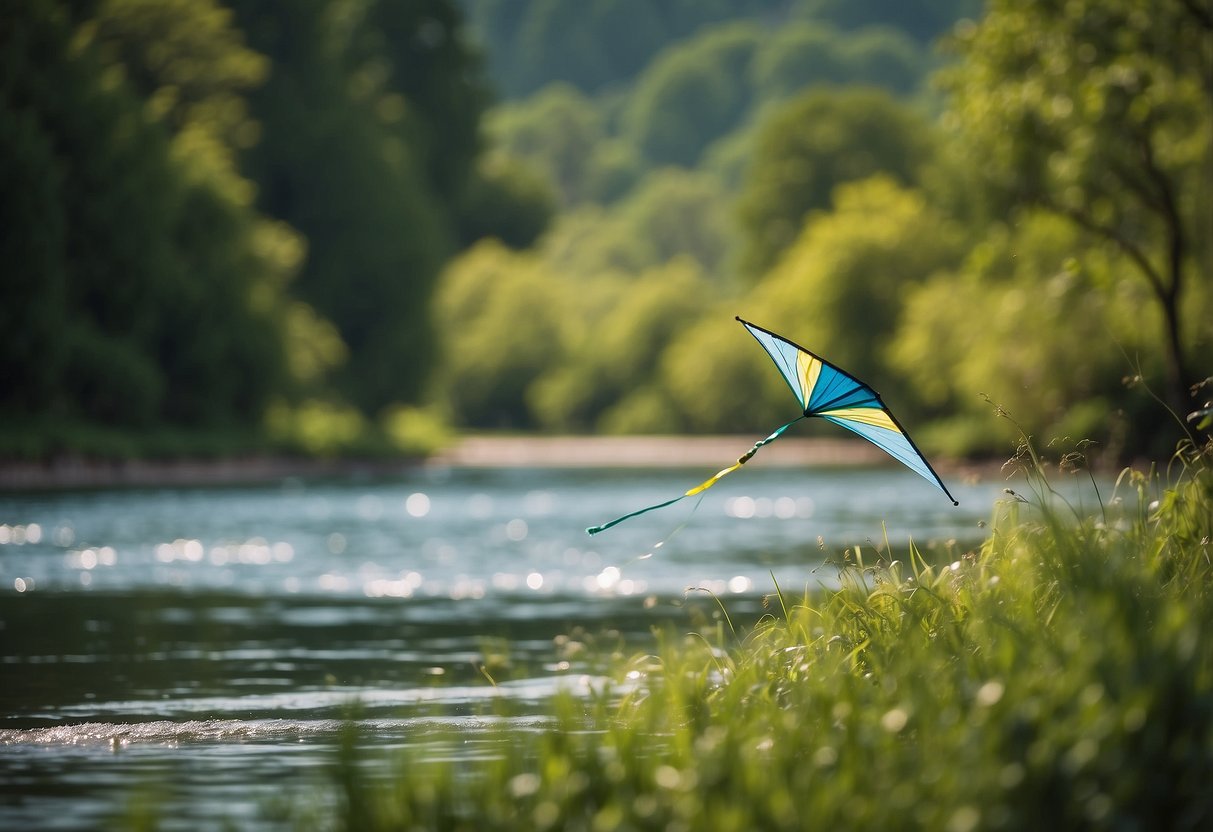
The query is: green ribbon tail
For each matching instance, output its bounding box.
[585,494,690,535]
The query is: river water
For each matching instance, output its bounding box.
[0,460,1037,828]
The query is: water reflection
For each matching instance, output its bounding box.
[2,466,1002,601]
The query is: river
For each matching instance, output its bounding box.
[0,459,1056,828]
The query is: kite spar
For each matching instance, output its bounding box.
[586,317,957,536]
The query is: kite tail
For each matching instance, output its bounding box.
[586,417,804,535]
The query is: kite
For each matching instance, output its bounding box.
[586,316,957,535]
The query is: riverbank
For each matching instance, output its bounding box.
[0,434,892,492]
[0,434,924,491]
[427,434,889,468]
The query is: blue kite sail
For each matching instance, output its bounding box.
[737,317,957,505]
[586,317,956,535]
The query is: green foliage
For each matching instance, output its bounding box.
[752,21,929,101]
[487,83,626,206]
[458,0,956,100]
[941,0,1213,411]
[84,0,267,149]
[530,259,714,433]
[308,440,1213,829]
[658,315,786,433]
[431,242,577,429]
[0,94,69,416]
[650,178,962,435]
[749,21,851,99]
[793,0,983,43]
[542,169,738,280]
[736,87,939,277]
[0,0,299,434]
[455,154,557,250]
[889,213,1200,457]
[2,0,501,457]
[459,0,787,98]
[231,0,488,413]
[623,23,763,168]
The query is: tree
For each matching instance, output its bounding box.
[0,88,69,418]
[838,26,929,94]
[736,87,938,277]
[536,169,737,280]
[890,213,1188,457]
[431,241,574,428]
[942,0,1213,412]
[83,0,312,425]
[231,0,488,413]
[487,83,608,205]
[792,0,982,44]
[750,22,854,102]
[455,154,556,249]
[624,23,763,168]
[751,22,929,102]
[1,0,300,435]
[459,0,784,98]
[529,259,714,432]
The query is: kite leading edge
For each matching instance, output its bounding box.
[585,317,957,536]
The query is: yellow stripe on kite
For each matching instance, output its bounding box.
[823,407,900,431]
[797,350,821,405]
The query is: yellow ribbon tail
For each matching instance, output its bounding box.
[684,461,744,497]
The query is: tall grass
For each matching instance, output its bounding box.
[312,436,1212,831]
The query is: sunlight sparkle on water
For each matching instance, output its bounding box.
[67,547,117,570]
[728,575,752,593]
[596,566,621,590]
[506,519,528,541]
[726,495,814,519]
[0,523,42,545]
[405,492,431,518]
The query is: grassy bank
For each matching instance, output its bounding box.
[300,436,1211,830]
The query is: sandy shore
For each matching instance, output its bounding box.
[428,435,887,468]
[0,435,899,491]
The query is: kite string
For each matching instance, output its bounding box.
[586,415,805,536]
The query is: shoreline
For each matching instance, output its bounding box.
[0,435,912,491]
[426,435,889,468]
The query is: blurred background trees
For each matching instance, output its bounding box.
[1,0,302,446]
[2,0,1208,459]
[942,0,1213,417]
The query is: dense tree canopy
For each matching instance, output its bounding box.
[229,0,492,413]
[456,0,973,98]
[0,0,298,436]
[624,23,763,168]
[1,0,511,456]
[795,0,982,43]
[891,214,1176,456]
